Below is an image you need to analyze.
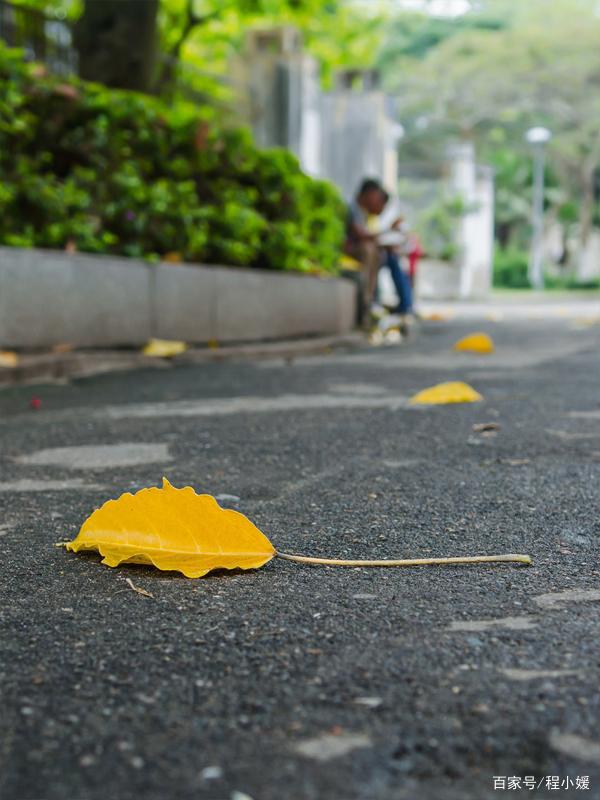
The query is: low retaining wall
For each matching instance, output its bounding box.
[416,258,492,301]
[0,247,356,348]
[416,258,462,300]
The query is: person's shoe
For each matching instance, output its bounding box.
[398,313,412,337]
[370,303,386,320]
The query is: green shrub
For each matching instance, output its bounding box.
[0,44,345,273]
[493,246,530,288]
[544,273,600,291]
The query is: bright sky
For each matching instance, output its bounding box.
[351,0,474,16]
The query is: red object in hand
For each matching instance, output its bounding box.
[407,235,423,287]
[30,396,42,410]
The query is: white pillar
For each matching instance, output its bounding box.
[448,141,493,299]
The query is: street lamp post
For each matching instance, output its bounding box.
[525,126,552,290]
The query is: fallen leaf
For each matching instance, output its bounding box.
[66,480,530,577]
[339,254,361,270]
[409,381,482,405]
[66,478,276,578]
[0,350,18,368]
[142,339,187,358]
[421,311,453,321]
[571,316,600,328]
[453,333,494,354]
[472,422,500,433]
[124,577,154,598]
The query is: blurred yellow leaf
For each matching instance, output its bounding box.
[453,333,494,353]
[66,478,276,578]
[339,254,361,270]
[142,338,187,357]
[52,343,74,354]
[421,311,453,322]
[410,381,483,405]
[0,350,18,368]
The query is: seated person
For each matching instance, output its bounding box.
[344,178,413,321]
[377,189,414,319]
[344,178,386,318]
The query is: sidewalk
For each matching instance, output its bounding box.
[419,291,600,320]
[0,333,365,386]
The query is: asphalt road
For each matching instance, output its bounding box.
[1,311,600,800]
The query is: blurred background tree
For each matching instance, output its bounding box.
[9,0,383,93]
[376,0,600,284]
[5,0,600,285]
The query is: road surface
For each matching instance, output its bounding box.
[1,310,599,800]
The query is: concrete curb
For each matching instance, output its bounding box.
[0,247,357,348]
[0,333,367,386]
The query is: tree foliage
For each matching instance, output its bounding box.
[380,0,600,259]
[11,0,383,92]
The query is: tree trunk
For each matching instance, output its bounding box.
[577,165,597,280]
[74,0,159,93]
[496,221,512,249]
[579,166,595,247]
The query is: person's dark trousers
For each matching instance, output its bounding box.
[341,268,367,326]
[384,250,413,314]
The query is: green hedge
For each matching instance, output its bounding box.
[493,246,530,288]
[0,45,345,273]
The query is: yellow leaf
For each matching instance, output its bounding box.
[453,332,494,353]
[66,479,531,574]
[66,478,276,578]
[339,254,361,270]
[0,350,18,367]
[142,338,187,358]
[409,381,483,405]
[421,311,453,322]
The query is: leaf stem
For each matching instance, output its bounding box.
[276,552,532,567]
